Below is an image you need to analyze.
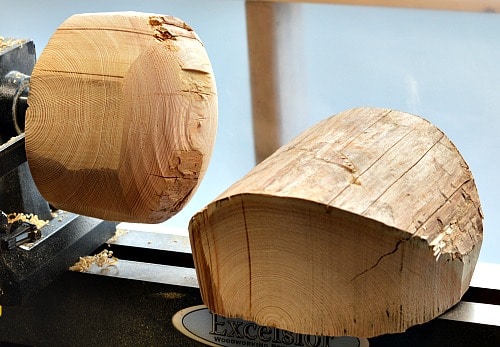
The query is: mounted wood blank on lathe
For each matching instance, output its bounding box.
[189,107,483,338]
[25,12,217,223]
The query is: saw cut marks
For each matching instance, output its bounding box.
[25,12,217,223]
[189,107,483,338]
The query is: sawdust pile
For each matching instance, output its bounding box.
[69,249,118,272]
[7,212,48,229]
[0,37,26,52]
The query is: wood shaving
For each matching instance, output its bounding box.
[151,292,186,300]
[69,249,118,272]
[0,37,26,52]
[7,212,48,230]
[107,228,128,244]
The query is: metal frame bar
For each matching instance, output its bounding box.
[0,134,26,177]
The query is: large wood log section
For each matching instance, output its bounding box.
[25,12,217,223]
[189,107,483,338]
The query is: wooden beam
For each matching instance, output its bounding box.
[246,2,280,163]
[246,0,500,13]
[246,2,306,163]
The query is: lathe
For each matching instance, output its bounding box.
[1,18,500,347]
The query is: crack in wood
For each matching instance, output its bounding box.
[349,238,408,283]
[359,134,446,216]
[240,199,252,310]
[149,174,180,179]
[327,125,419,207]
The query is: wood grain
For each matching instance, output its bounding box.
[25,12,217,223]
[189,107,483,338]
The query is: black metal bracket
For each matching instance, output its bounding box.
[0,211,41,251]
[0,39,50,220]
[0,39,34,142]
